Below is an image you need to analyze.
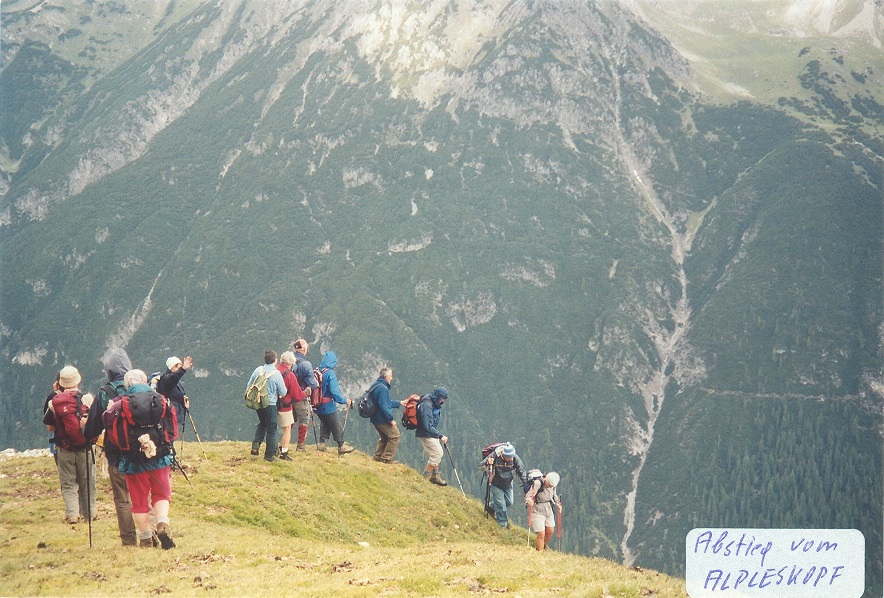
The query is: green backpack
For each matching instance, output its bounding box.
[244,369,273,410]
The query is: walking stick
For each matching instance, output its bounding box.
[341,401,351,438]
[557,495,563,548]
[443,443,466,498]
[187,408,208,459]
[179,408,186,459]
[483,471,492,518]
[86,446,94,548]
[309,408,319,448]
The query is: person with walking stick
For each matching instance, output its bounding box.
[414,387,450,486]
[42,366,96,526]
[314,351,356,455]
[525,471,561,551]
[481,442,528,528]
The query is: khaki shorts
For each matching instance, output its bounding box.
[529,501,555,532]
[278,409,294,428]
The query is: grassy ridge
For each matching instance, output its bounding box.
[1,441,687,597]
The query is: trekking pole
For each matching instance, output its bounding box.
[443,443,466,498]
[483,472,492,518]
[341,401,351,438]
[187,409,208,460]
[86,446,94,548]
[527,503,532,547]
[179,408,186,459]
[309,408,319,448]
[557,495,563,549]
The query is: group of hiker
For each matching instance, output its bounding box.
[41,339,562,552]
[42,348,191,549]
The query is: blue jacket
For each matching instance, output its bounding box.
[416,387,447,439]
[294,352,318,392]
[368,377,400,425]
[315,351,348,416]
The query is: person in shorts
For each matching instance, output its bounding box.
[526,471,561,551]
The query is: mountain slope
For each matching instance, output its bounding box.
[0,443,689,597]
[1,1,881,595]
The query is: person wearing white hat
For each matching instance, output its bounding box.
[155,355,193,433]
[525,470,562,551]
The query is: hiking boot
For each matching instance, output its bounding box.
[279,451,293,461]
[139,537,154,548]
[296,443,306,452]
[317,442,328,452]
[156,522,175,550]
[66,516,79,525]
[381,459,398,465]
[338,443,355,455]
[250,448,259,456]
[429,472,448,486]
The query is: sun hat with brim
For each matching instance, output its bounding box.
[58,366,81,389]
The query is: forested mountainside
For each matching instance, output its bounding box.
[1,1,881,594]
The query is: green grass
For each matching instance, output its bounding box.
[1,441,688,597]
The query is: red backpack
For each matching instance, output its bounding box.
[400,394,422,430]
[311,368,333,409]
[104,391,178,458]
[51,390,90,450]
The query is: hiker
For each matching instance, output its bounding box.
[83,348,138,546]
[292,339,317,451]
[42,366,96,524]
[276,351,298,461]
[248,350,287,461]
[315,351,355,455]
[369,366,402,463]
[155,355,193,433]
[482,442,528,528]
[525,471,561,551]
[117,369,176,548]
[415,387,449,486]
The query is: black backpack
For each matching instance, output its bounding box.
[357,381,384,418]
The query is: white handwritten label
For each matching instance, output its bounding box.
[686,528,864,598]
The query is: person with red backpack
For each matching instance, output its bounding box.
[42,366,96,525]
[83,348,138,546]
[291,339,318,451]
[415,387,449,486]
[314,351,355,455]
[481,442,528,528]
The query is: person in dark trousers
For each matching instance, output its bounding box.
[526,471,561,551]
[369,366,402,463]
[415,387,449,486]
[247,350,286,461]
[84,348,138,546]
[315,351,355,455]
[291,339,317,451]
[155,355,193,435]
[482,442,528,528]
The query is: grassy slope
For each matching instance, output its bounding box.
[1,442,687,597]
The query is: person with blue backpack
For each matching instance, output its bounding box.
[415,387,449,486]
[315,351,355,455]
